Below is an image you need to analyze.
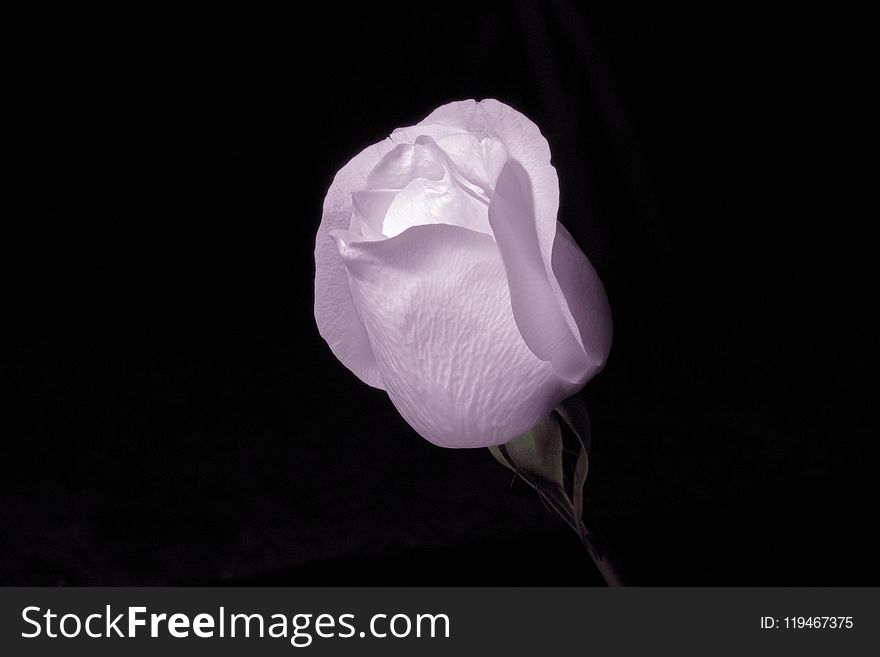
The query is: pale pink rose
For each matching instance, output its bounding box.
[315,99,612,448]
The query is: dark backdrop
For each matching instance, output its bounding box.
[5,2,875,585]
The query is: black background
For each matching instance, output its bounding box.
[5,2,875,585]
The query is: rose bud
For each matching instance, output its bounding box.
[315,99,611,448]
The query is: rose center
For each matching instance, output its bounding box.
[349,133,507,240]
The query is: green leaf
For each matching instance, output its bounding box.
[495,414,564,487]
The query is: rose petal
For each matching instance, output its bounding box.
[437,133,508,193]
[334,223,574,448]
[382,170,492,238]
[351,188,397,237]
[488,161,592,383]
[315,139,395,389]
[416,99,605,381]
[365,139,446,190]
[551,222,613,374]
[390,122,465,146]
[348,213,386,242]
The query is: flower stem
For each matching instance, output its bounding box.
[576,524,627,587]
[557,395,628,586]
[490,395,629,586]
[531,481,627,587]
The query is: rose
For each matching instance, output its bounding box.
[314,99,611,448]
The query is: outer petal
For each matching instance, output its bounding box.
[315,139,395,389]
[415,100,600,377]
[333,224,574,448]
[488,160,592,382]
[551,223,613,377]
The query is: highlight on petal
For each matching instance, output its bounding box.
[348,212,385,242]
[337,223,576,448]
[358,135,498,239]
[381,168,492,238]
[315,138,396,389]
[351,189,397,237]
